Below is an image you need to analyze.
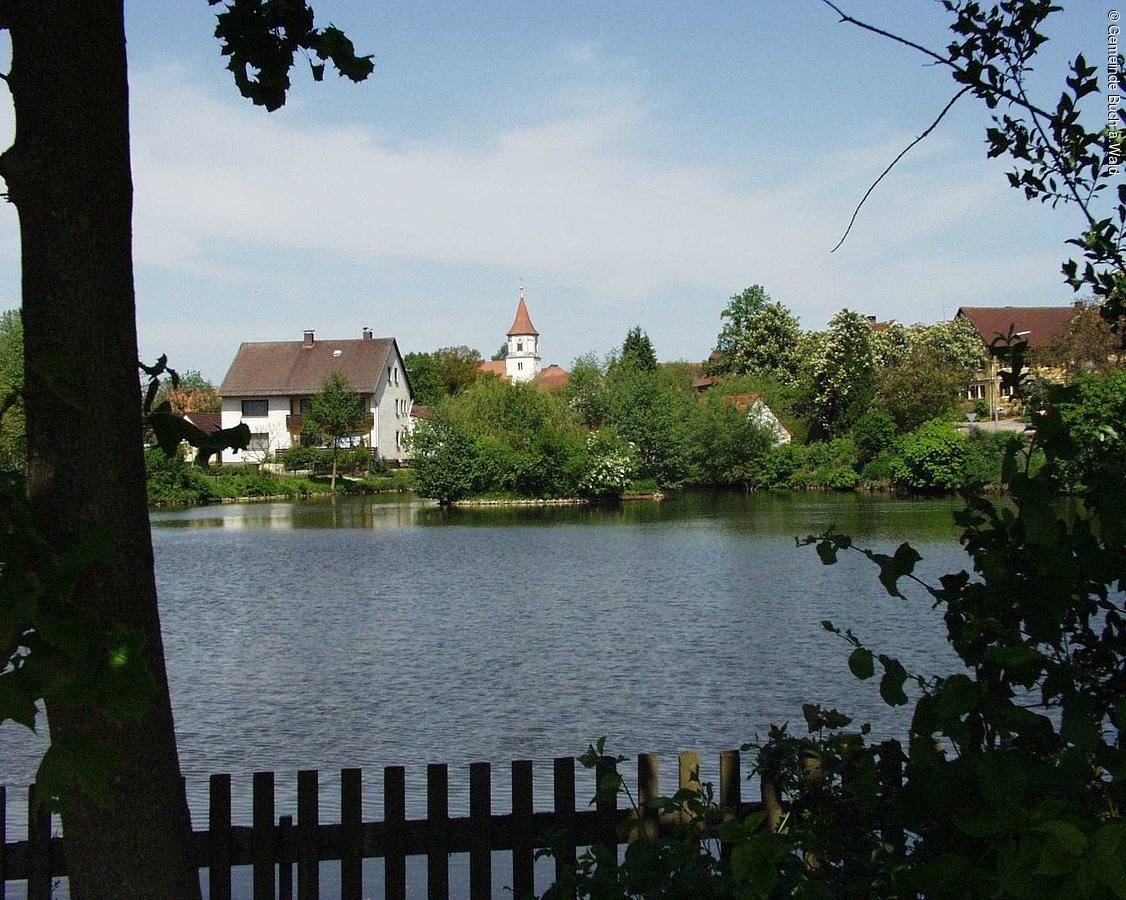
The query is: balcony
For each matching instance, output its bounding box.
[286,413,374,434]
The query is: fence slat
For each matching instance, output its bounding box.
[384,766,406,900]
[879,740,905,858]
[27,785,49,900]
[594,757,618,853]
[552,757,576,886]
[209,773,233,900]
[469,762,491,900]
[637,754,659,841]
[426,763,449,899]
[719,750,741,860]
[1,785,6,900]
[252,771,275,900]
[341,768,363,900]
[279,815,294,900]
[297,769,320,900]
[512,760,534,899]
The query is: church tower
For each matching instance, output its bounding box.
[505,287,541,383]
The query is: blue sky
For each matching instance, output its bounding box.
[0,2,1117,381]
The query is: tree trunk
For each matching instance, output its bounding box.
[331,440,338,490]
[0,2,200,896]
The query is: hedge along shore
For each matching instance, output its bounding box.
[451,492,665,507]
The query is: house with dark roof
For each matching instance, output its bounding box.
[218,328,413,465]
[955,304,1082,413]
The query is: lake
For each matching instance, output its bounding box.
[1,491,972,897]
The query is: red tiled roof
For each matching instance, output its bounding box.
[410,405,432,419]
[535,364,570,392]
[183,412,222,434]
[507,295,539,336]
[693,374,719,390]
[478,359,508,377]
[219,333,399,397]
[956,305,1080,350]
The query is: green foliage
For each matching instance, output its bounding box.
[404,350,443,406]
[809,309,878,435]
[892,418,966,491]
[406,417,476,503]
[616,326,658,373]
[566,352,612,428]
[852,408,896,465]
[155,368,221,415]
[877,347,967,432]
[693,399,777,487]
[713,285,801,384]
[491,341,508,362]
[0,309,25,473]
[432,345,484,396]
[607,368,695,488]
[210,0,374,112]
[305,372,369,489]
[1036,369,1126,492]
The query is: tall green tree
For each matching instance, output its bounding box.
[809,309,878,435]
[404,350,443,406]
[713,285,801,384]
[433,344,483,396]
[0,310,25,472]
[305,373,368,490]
[616,325,658,373]
[0,3,370,896]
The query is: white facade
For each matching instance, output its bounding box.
[505,331,540,382]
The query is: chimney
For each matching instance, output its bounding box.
[866,315,877,324]
[303,329,315,347]
[1073,300,1084,310]
[362,327,373,341]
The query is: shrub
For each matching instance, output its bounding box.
[892,419,965,491]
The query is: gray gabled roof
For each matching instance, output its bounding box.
[219,335,398,397]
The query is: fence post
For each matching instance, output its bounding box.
[678,751,701,827]
[297,769,320,899]
[27,784,50,900]
[278,815,294,900]
[878,740,905,859]
[636,754,659,841]
[511,760,534,899]
[1,784,6,900]
[252,771,275,900]
[594,757,618,853]
[469,762,492,900]
[719,750,741,860]
[426,763,449,899]
[341,768,363,900]
[209,773,233,900]
[552,757,577,888]
[384,766,406,900]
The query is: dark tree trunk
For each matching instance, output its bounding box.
[0,2,199,896]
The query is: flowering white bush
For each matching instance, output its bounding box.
[578,431,637,497]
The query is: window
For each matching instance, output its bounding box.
[298,398,312,414]
[242,399,268,417]
[517,361,523,370]
[517,340,523,352]
[248,433,270,452]
[395,430,402,450]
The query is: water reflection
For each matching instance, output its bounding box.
[5,490,971,882]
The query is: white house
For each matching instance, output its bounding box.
[218,328,413,465]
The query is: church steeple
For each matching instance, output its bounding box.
[505,285,541,383]
[507,286,539,337]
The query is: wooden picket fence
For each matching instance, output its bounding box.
[0,749,754,900]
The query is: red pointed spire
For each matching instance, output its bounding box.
[506,289,539,336]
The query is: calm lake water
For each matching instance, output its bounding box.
[1,491,973,897]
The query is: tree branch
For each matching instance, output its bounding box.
[831,87,971,253]
[819,0,1055,120]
